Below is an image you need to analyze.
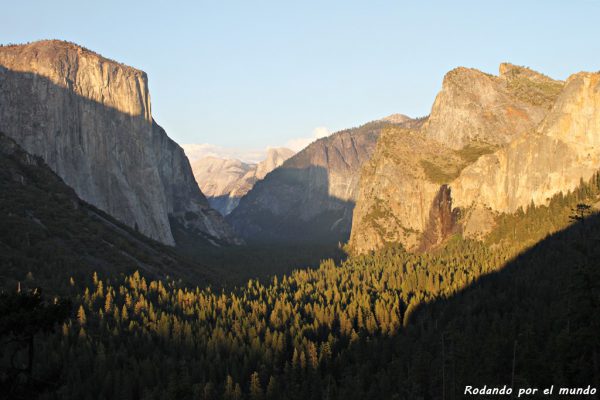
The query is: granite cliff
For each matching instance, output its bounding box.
[0,131,219,285]
[422,63,561,149]
[189,147,294,215]
[452,71,600,235]
[349,64,570,253]
[0,40,238,246]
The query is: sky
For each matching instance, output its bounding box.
[2,0,600,160]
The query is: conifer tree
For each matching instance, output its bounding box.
[77,305,86,326]
[250,371,263,400]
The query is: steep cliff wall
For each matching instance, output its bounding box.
[0,132,218,285]
[227,121,392,244]
[451,71,600,223]
[0,40,238,245]
[349,64,567,253]
[422,64,562,149]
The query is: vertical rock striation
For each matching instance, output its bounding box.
[0,40,238,245]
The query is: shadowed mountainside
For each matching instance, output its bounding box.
[0,132,221,290]
[227,119,419,245]
[229,165,356,244]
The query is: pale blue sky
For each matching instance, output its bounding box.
[2,0,600,151]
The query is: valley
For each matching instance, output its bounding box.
[0,37,598,400]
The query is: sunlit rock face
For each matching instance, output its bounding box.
[349,127,460,253]
[422,63,561,149]
[349,63,581,254]
[452,71,600,214]
[189,148,295,216]
[0,40,239,245]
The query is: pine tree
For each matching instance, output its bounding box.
[233,383,243,400]
[77,305,87,326]
[104,291,113,313]
[266,376,278,399]
[223,375,235,400]
[249,371,263,400]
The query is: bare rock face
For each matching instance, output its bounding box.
[451,71,600,222]
[381,113,411,124]
[190,157,255,215]
[227,120,398,244]
[0,40,239,246]
[254,147,296,180]
[422,65,561,149]
[349,127,459,252]
[349,63,567,253]
[418,185,459,251]
[189,147,294,215]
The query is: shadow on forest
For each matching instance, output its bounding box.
[331,213,600,399]
[176,166,354,286]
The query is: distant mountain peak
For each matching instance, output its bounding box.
[189,147,295,215]
[381,113,412,124]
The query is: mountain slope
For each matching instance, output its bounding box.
[189,147,294,215]
[0,40,238,246]
[226,120,410,244]
[349,64,566,253]
[0,132,218,289]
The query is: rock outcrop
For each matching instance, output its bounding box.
[0,40,238,246]
[227,120,410,244]
[381,113,412,124]
[349,127,464,252]
[189,147,294,215]
[422,64,561,149]
[349,63,569,253]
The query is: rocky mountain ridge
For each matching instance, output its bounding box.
[0,40,239,246]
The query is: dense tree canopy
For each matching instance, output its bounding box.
[2,175,600,399]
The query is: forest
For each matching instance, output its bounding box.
[1,173,600,399]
